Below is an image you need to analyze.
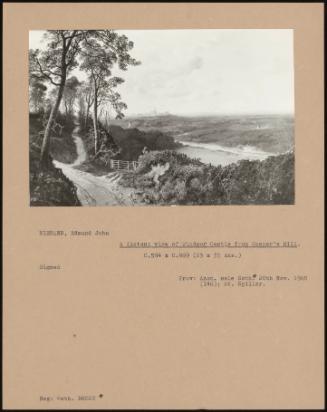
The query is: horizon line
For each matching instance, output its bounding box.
[123,112,294,118]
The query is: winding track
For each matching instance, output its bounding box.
[53,125,136,206]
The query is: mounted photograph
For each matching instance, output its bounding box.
[29,29,294,206]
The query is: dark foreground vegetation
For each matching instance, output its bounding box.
[120,150,295,205]
[29,113,80,206]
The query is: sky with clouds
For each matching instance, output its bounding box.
[29,29,294,116]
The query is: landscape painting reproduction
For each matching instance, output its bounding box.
[29,29,294,206]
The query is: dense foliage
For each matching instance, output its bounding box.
[29,30,140,167]
[121,150,294,205]
[79,121,180,166]
[29,113,81,206]
[108,125,180,160]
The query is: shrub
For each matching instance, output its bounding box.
[121,149,295,205]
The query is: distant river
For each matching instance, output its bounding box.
[175,141,274,167]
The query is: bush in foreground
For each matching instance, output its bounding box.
[122,150,295,205]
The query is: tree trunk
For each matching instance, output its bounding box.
[92,81,98,155]
[85,103,90,129]
[40,34,69,169]
[40,78,66,168]
[105,111,110,129]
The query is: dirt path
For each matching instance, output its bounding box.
[53,125,139,206]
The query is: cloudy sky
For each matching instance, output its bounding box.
[29,29,294,116]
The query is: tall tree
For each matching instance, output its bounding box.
[62,76,81,117]
[99,86,128,129]
[80,31,140,154]
[29,80,47,113]
[78,80,94,129]
[29,30,139,166]
[29,30,85,167]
